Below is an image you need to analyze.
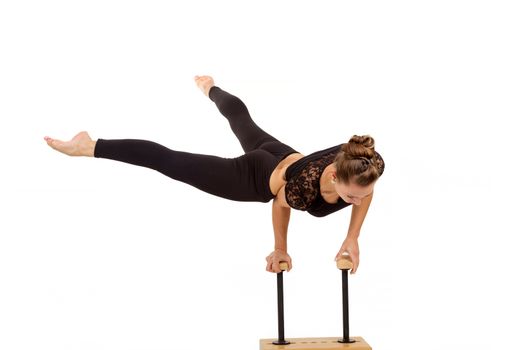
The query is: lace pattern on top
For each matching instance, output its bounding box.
[285,153,335,210]
[285,148,385,212]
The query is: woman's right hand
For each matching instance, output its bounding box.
[265,249,292,273]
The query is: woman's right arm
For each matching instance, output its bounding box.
[266,185,293,273]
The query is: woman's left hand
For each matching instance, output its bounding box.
[335,237,360,274]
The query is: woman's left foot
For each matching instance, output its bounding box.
[194,75,215,97]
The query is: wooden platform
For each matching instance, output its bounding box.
[260,337,371,350]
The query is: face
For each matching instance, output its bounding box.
[333,178,375,205]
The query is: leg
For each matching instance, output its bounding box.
[195,76,298,159]
[209,86,277,153]
[209,86,299,162]
[94,139,278,202]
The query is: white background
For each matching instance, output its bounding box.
[1,1,525,349]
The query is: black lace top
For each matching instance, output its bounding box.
[284,144,385,217]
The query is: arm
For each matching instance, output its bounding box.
[336,191,374,274]
[348,191,373,240]
[266,186,293,273]
[272,190,291,252]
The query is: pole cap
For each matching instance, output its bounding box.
[279,262,289,272]
[336,255,353,270]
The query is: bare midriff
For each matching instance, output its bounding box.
[269,153,305,196]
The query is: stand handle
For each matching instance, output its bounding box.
[336,256,356,344]
[273,261,290,345]
[336,255,353,270]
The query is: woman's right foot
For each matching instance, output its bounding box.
[194,75,215,97]
[44,131,96,157]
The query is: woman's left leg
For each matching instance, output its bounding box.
[208,86,299,162]
[195,76,301,163]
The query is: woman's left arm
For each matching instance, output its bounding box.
[335,191,374,274]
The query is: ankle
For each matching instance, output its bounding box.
[206,85,216,98]
[84,140,97,157]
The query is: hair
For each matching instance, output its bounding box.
[334,135,381,186]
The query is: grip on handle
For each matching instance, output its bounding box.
[336,255,353,270]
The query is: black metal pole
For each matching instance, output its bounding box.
[273,270,290,345]
[338,269,356,344]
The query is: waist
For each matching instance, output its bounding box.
[269,153,304,196]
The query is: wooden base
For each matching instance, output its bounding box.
[260,337,371,350]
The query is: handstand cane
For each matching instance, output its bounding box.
[336,255,356,344]
[273,262,290,346]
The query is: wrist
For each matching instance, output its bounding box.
[346,231,360,240]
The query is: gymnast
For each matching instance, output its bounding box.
[44,75,385,274]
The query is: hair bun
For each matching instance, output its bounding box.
[341,135,375,159]
[349,135,375,148]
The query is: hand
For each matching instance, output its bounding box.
[266,249,292,273]
[335,237,360,274]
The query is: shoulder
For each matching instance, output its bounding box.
[284,162,324,211]
[282,144,344,211]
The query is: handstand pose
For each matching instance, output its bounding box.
[45,75,385,274]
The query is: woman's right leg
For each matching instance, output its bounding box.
[93,138,277,202]
[45,132,277,202]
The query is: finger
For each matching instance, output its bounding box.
[266,259,273,272]
[334,250,342,261]
[335,247,347,261]
[351,258,360,274]
[273,261,281,273]
[266,256,272,271]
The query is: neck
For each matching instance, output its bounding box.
[320,163,336,193]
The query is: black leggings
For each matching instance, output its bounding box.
[94,86,299,202]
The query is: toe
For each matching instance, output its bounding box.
[48,139,59,149]
[46,140,58,151]
[46,138,65,152]
[44,137,54,146]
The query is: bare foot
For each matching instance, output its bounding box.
[44,131,96,157]
[194,75,215,97]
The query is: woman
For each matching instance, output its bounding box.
[44,75,385,274]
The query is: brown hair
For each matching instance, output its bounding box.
[334,135,381,186]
